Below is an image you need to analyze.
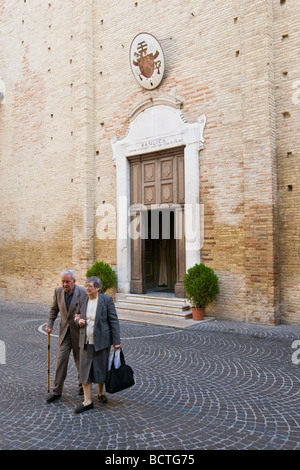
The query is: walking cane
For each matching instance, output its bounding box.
[47,332,50,393]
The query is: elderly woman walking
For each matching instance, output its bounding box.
[75,276,121,414]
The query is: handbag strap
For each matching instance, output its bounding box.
[111,348,125,369]
[119,348,125,365]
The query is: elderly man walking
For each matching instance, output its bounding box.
[45,269,87,403]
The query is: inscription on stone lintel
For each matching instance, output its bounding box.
[128,136,184,154]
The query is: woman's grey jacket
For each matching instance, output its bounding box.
[77,293,121,352]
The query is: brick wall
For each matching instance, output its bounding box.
[273,0,300,325]
[0,0,299,324]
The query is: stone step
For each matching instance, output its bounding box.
[116,293,191,309]
[115,293,192,318]
[116,308,215,329]
[116,302,192,317]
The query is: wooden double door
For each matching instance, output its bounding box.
[129,147,186,297]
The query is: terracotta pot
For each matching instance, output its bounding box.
[192,307,205,321]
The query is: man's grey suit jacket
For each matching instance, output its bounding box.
[47,284,87,345]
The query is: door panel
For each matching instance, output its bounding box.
[129,147,185,296]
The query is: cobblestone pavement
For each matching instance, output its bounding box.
[0,300,299,451]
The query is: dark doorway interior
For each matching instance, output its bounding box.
[145,209,176,293]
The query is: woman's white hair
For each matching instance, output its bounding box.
[85,276,102,290]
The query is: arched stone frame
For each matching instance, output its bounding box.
[111,96,206,294]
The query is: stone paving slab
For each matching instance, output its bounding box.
[0,300,299,452]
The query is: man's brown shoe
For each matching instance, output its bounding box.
[46,394,61,403]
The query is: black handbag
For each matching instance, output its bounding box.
[105,349,135,394]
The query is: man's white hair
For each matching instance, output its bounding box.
[61,269,76,280]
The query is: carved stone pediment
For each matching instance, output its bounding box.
[111,99,206,294]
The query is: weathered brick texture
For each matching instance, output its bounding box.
[0,0,299,325]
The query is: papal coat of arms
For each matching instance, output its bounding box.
[130,33,165,90]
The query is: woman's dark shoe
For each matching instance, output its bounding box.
[74,402,94,414]
[98,394,108,403]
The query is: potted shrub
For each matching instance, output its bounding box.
[183,263,219,320]
[86,261,117,294]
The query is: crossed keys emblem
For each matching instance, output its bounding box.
[130,33,164,89]
[133,40,162,81]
